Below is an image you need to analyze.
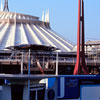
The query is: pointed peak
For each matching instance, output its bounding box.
[1,0,3,11]
[42,10,45,22]
[47,9,50,23]
[45,9,50,23]
[45,10,47,22]
[44,9,50,23]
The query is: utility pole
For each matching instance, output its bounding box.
[3,0,9,11]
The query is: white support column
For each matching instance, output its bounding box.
[28,49,31,100]
[35,90,38,100]
[56,51,58,75]
[21,52,23,74]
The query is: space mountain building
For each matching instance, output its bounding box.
[0,0,77,76]
[0,2,74,52]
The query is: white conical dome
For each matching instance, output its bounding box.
[0,11,74,52]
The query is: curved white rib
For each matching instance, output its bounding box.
[9,13,13,19]
[0,22,5,28]
[39,26,71,51]
[0,23,10,49]
[18,15,21,19]
[14,24,21,45]
[13,13,17,19]
[32,25,56,47]
[5,12,10,19]
[26,24,42,45]
[22,15,26,19]
[20,23,29,44]
[1,12,6,19]
[5,23,16,47]
[0,23,9,44]
[47,29,73,48]
[0,12,4,18]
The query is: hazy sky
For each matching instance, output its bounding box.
[2,0,100,44]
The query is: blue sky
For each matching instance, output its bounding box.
[3,0,100,44]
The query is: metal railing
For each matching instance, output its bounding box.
[0,54,100,66]
[0,56,21,61]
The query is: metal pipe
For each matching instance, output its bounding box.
[56,51,58,75]
[35,90,38,100]
[21,52,23,74]
[28,49,30,100]
[28,49,31,75]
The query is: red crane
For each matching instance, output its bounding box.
[73,0,89,75]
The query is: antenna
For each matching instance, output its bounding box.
[3,0,9,11]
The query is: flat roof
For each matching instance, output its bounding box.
[0,74,100,80]
[0,74,57,80]
[6,44,57,52]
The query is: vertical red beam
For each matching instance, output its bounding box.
[81,0,89,74]
[73,0,89,75]
[73,0,81,75]
[81,0,85,67]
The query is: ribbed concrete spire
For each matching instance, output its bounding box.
[47,9,50,23]
[1,0,3,11]
[45,9,50,23]
[42,10,45,22]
